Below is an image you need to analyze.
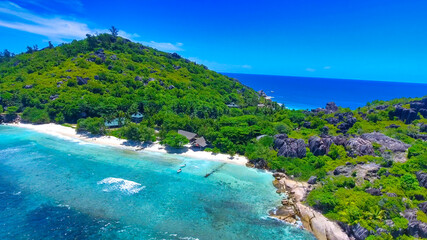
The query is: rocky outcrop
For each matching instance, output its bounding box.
[365,188,382,196]
[249,158,268,169]
[350,223,370,240]
[408,221,427,238]
[333,163,380,181]
[76,76,90,85]
[345,137,374,157]
[325,102,339,113]
[23,84,33,89]
[361,132,410,153]
[0,113,20,123]
[337,116,357,133]
[49,94,59,101]
[270,174,350,240]
[419,202,427,215]
[332,135,348,146]
[270,173,349,240]
[308,136,333,156]
[404,209,427,238]
[257,90,267,98]
[324,111,357,133]
[312,102,340,115]
[307,176,317,184]
[134,76,143,81]
[94,48,106,61]
[416,171,427,189]
[298,203,350,240]
[389,98,427,123]
[274,134,306,158]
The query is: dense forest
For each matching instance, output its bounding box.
[1,31,427,239]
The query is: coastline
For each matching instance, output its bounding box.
[271,173,350,240]
[4,123,248,166]
[3,122,348,239]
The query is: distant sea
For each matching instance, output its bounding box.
[223,73,427,110]
[0,126,314,240]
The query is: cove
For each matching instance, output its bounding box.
[0,125,314,239]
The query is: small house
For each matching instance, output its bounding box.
[131,112,143,123]
[178,130,197,141]
[193,137,207,148]
[226,103,240,108]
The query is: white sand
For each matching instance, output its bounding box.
[7,123,248,166]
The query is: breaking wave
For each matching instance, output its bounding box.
[97,177,145,195]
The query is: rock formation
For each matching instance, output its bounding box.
[389,98,427,123]
[345,137,374,157]
[361,132,410,153]
[308,136,333,156]
[76,76,90,85]
[270,173,350,240]
[274,134,306,158]
[416,171,427,189]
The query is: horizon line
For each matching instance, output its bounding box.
[221,72,427,85]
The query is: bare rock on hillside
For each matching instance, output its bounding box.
[308,136,333,156]
[345,137,374,157]
[361,132,410,153]
[274,134,306,158]
[416,171,427,189]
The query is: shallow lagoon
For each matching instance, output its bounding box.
[0,126,314,239]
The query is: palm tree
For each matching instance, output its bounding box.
[109,26,119,37]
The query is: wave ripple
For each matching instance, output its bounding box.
[97,177,145,195]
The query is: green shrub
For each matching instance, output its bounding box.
[120,123,155,142]
[22,107,50,124]
[392,217,409,230]
[307,188,338,213]
[6,106,18,115]
[76,117,106,135]
[417,210,427,223]
[161,131,189,148]
[400,173,420,191]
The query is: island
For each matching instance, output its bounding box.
[1,31,426,240]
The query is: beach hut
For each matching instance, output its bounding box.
[178,130,197,141]
[131,112,144,123]
[193,137,207,148]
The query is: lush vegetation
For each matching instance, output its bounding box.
[1,31,426,239]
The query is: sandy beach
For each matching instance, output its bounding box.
[6,123,249,166]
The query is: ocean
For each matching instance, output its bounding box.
[0,126,314,240]
[223,73,427,110]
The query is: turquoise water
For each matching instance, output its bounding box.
[0,126,314,240]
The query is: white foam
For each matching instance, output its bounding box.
[97,177,145,195]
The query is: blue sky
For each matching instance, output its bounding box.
[0,0,426,83]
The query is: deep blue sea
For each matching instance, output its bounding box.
[224,73,427,110]
[0,126,314,240]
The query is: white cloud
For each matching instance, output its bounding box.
[0,1,98,42]
[140,41,184,52]
[306,68,316,72]
[16,0,84,13]
[323,66,331,70]
[0,1,184,52]
[188,57,252,72]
